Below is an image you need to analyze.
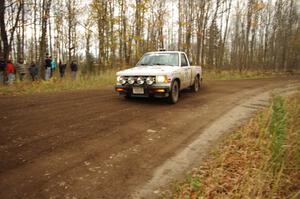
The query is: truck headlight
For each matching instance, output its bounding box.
[117,76,126,84]
[146,77,154,85]
[156,75,168,83]
[128,77,135,84]
[137,77,144,85]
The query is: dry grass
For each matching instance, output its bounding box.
[204,69,288,80]
[163,92,300,199]
[0,70,116,95]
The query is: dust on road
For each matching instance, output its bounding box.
[0,77,299,199]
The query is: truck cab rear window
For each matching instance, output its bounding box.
[181,54,188,67]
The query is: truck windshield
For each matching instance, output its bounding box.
[137,53,179,66]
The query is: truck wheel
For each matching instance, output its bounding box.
[168,80,179,104]
[191,76,200,92]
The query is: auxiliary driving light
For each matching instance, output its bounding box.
[117,76,126,85]
[128,77,135,84]
[146,77,155,85]
[137,77,144,85]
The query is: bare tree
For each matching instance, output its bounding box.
[0,0,23,61]
[39,0,52,75]
[1,0,299,74]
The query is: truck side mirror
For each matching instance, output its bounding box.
[190,61,193,65]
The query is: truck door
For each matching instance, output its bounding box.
[180,53,191,88]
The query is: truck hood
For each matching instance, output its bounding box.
[116,65,179,76]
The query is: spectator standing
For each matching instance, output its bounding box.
[59,60,66,78]
[70,61,78,80]
[16,58,26,81]
[45,54,52,80]
[51,58,57,77]
[6,60,15,85]
[29,62,39,81]
[0,57,5,84]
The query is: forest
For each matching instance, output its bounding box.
[0,0,300,75]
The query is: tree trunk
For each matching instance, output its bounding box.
[39,0,52,77]
[0,0,22,61]
[178,0,182,50]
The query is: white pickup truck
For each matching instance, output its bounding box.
[115,51,202,104]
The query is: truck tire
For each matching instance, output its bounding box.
[191,76,200,92]
[168,80,179,104]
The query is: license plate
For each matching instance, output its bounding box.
[133,87,144,94]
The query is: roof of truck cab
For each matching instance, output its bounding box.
[146,51,184,54]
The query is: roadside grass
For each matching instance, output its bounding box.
[0,70,116,95]
[0,69,297,95]
[204,69,286,80]
[162,92,300,199]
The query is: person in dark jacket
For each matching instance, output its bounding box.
[0,57,5,84]
[45,54,52,80]
[29,62,39,81]
[6,60,15,84]
[70,61,78,80]
[59,60,66,78]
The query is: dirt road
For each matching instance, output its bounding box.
[0,77,299,199]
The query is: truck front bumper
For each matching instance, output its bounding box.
[115,84,171,98]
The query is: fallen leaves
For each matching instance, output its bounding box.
[167,92,300,199]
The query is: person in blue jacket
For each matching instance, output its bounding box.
[51,58,57,77]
